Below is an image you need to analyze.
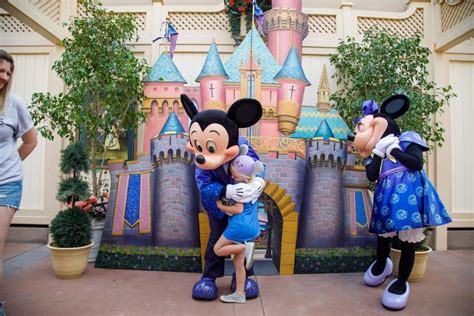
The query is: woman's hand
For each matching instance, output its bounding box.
[18,129,38,161]
[216,200,244,214]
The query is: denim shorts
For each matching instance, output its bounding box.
[0,180,23,210]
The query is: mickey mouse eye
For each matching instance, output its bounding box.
[356,122,365,133]
[194,139,203,152]
[206,140,217,154]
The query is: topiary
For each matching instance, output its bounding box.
[56,143,90,204]
[50,206,92,248]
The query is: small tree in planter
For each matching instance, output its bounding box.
[30,0,149,197]
[48,143,93,279]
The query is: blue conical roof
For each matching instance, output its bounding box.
[196,42,229,82]
[274,47,310,85]
[145,53,187,83]
[313,119,334,140]
[159,112,185,136]
[291,107,351,141]
[224,28,281,84]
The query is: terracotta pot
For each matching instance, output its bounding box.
[390,245,432,282]
[48,241,93,279]
[88,219,105,262]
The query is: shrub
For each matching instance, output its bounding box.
[50,207,92,248]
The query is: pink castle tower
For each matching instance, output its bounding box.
[265,0,309,64]
[142,52,188,153]
[274,46,310,135]
[196,40,229,111]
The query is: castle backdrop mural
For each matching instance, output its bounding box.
[97,0,376,275]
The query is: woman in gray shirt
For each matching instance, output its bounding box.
[0,50,38,286]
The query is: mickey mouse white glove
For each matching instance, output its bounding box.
[373,134,398,158]
[225,182,258,203]
[250,177,266,203]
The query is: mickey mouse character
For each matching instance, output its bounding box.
[180,94,264,301]
[348,95,451,311]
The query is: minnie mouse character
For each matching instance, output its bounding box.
[348,95,451,311]
[180,94,264,301]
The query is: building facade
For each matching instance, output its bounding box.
[1,0,473,252]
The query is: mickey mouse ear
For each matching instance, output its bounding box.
[180,94,199,119]
[227,98,262,128]
[381,94,410,119]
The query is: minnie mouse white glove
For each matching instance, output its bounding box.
[373,134,398,158]
[386,139,401,160]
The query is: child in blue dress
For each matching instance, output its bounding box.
[213,148,265,304]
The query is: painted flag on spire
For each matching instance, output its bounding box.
[167,22,178,59]
[253,0,265,34]
[152,21,179,59]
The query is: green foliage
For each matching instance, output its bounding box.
[60,142,89,174]
[95,244,201,272]
[50,206,92,248]
[56,177,89,203]
[56,143,90,203]
[330,28,456,149]
[295,247,376,274]
[30,0,149,195]
[224,0,272,45]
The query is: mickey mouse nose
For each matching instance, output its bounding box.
[195,155,205,164]
[347,133,355,142]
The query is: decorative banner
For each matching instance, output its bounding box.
[349,190,371,236]
[112,172,151,235]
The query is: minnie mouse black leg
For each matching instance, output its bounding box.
[390,241,416,294]
[381,241,415,310]
[373,236,392,275]
[364,236,393,286]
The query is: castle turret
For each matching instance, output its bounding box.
[196,41,228,111]
[296,66,350,248]
[151,112,199,248]
[142,53,187,153]
[274,47,310,135]
[265,0,308,64]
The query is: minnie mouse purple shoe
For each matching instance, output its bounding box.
[363,257,393,287]
[382,279,410,311]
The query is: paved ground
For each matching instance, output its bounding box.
[1,243,473,316]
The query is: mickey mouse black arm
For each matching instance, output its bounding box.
[365,156,383,182]
[391,143,424,171]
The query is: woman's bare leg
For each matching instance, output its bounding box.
[0,206,16,283]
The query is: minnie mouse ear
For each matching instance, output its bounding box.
[227,98,262,128]
[381,94,410,119]
[180,94,199,119]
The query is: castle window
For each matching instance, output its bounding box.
[247,74,255,98]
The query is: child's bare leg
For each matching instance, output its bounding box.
[234,251,246,295]
[214,235,245,257]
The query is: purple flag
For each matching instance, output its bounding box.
[152,21,179,59]
[253,0,265,34]
[167,22,178,59]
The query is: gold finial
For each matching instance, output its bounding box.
[317,64,331,112]
[166,16,170,21]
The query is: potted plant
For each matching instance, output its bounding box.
[75,193,108,262]
[47,143,93,279]
[390,230,432,282]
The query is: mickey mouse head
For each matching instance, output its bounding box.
[181,94,262,170]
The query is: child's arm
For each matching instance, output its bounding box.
[216,201,244,215]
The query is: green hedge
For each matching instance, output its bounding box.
[295,248,376,274]
[95,244,201,272]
